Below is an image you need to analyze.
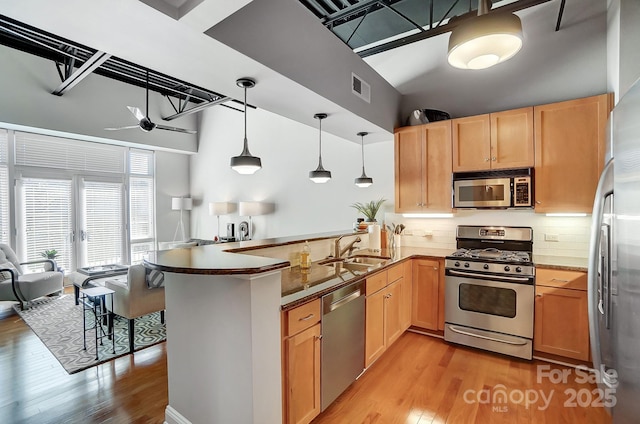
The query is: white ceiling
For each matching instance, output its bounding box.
[0,0,607,143]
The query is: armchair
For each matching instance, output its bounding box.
[0,243,64,310]
[105,264,165,353]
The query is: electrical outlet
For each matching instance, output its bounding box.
[545,233,560,242]
[424,230,434,237]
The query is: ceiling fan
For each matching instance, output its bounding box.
[105,70,196,134]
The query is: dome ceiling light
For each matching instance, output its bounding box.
[447,0,523,70]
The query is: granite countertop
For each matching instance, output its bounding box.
[533,255,589,272]
[281,246,452,310]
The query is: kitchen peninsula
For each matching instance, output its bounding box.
[145,230,590,424]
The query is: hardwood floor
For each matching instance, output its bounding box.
[314,332,612,424]
[1,301,611,424]
[0,304,167,424]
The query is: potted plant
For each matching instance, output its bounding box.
[40,249,62,272]
[350,198,386,222]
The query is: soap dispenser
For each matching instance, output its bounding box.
[300,241,311,269]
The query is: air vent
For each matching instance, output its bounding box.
[351,73,371,103]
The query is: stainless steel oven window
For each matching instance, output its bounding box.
[458,283,517,318]
[458,184,505,202]
[453,177,511,207]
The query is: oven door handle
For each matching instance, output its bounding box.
[448,325,529,346]
[447,269,532,283]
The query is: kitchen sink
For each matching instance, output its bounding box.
[344,255,391,266]
[318,255,391,275]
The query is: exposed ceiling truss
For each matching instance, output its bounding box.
[299,0,560,57]
[0,14,243,119]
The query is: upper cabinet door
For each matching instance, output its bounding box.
[534,94,611,213]
[395,126,424,213]
[424,121,452,211]
[395,121,453,213]
[452,114,491,172]
[490,107,534,170]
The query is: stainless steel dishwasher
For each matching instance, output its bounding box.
[321,280,365,411]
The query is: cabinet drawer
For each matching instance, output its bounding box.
[387,263,403,284]
[286,299,321,336]
[366,271,388,295]
[536,268,587,291]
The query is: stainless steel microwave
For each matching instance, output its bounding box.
[453,170,533,209]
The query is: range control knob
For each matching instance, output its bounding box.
[464,262,470,268]
[483,264,489,270]
[504,266,511,272]
[515,267,522,273]
[454,261,460,267]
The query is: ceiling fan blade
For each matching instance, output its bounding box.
[105,125,140,131]
[127,106,145,122]
[156,124,197,134]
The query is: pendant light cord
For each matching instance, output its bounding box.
[360,133,366,173]
[318,117,323,165]
[243,84,249,150]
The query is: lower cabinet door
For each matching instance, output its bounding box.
[365,289,386,368]
[534,286,589,361]
[287,323,321,424]
[385,280,403,347]
[411,259,440,330]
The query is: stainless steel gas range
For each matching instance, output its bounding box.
[444,225,535,360]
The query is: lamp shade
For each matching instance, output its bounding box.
[209,202,236,216]
[238,201,267,217]
[447,12,523,70]
[172,197,193,211]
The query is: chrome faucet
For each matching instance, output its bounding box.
[334,235,361,258]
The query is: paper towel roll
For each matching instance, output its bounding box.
[368,223,381,252]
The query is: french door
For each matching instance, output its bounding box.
[16,174,127,272]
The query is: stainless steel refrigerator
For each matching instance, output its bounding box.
[589,79,640,423]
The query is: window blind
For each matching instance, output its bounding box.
[18,178,73,272]
[15,132,126,173]
[82,180,124,267]
[0,130,8,244]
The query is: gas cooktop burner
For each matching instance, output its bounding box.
[450,248,531,263]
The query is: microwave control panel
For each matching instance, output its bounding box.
[513,176,532,207]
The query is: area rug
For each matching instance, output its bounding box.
[14,294,166,374]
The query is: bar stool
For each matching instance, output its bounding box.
[80,286,115,360]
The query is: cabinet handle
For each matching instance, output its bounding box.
[536,200,542,204]
[485,158,490,162]
[536,294,543,297]
[299,313,314,321]
[315,335,323,340]
[492,157,496,161]
[551,278,570,283]
[433,267,438,270]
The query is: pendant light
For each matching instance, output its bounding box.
[230,78,262,174]
[309,113,331,183]
[355,132,373,187]
[447,0,523,70]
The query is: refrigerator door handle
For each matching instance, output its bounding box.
[587,159,614,378]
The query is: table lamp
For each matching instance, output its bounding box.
[209,202,236,241]
[172,197,192,241]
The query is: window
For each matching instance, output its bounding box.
[0,130,8,245]
[129,149,155,264]
[8,131,156,271]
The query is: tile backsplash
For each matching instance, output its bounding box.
[384,209,592,259]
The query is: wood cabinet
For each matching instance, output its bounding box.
[282,299,321,424]
[452,107,534,172]
[411,258,442,331]
[534,268,590,361]
[394,121,452,213]
[365,263,409,368]
[400,259,413,331]
[534,94,611,213]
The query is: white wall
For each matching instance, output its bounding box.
[607,0,640,102]
[155,151,192,243]
[190,106,394,240]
